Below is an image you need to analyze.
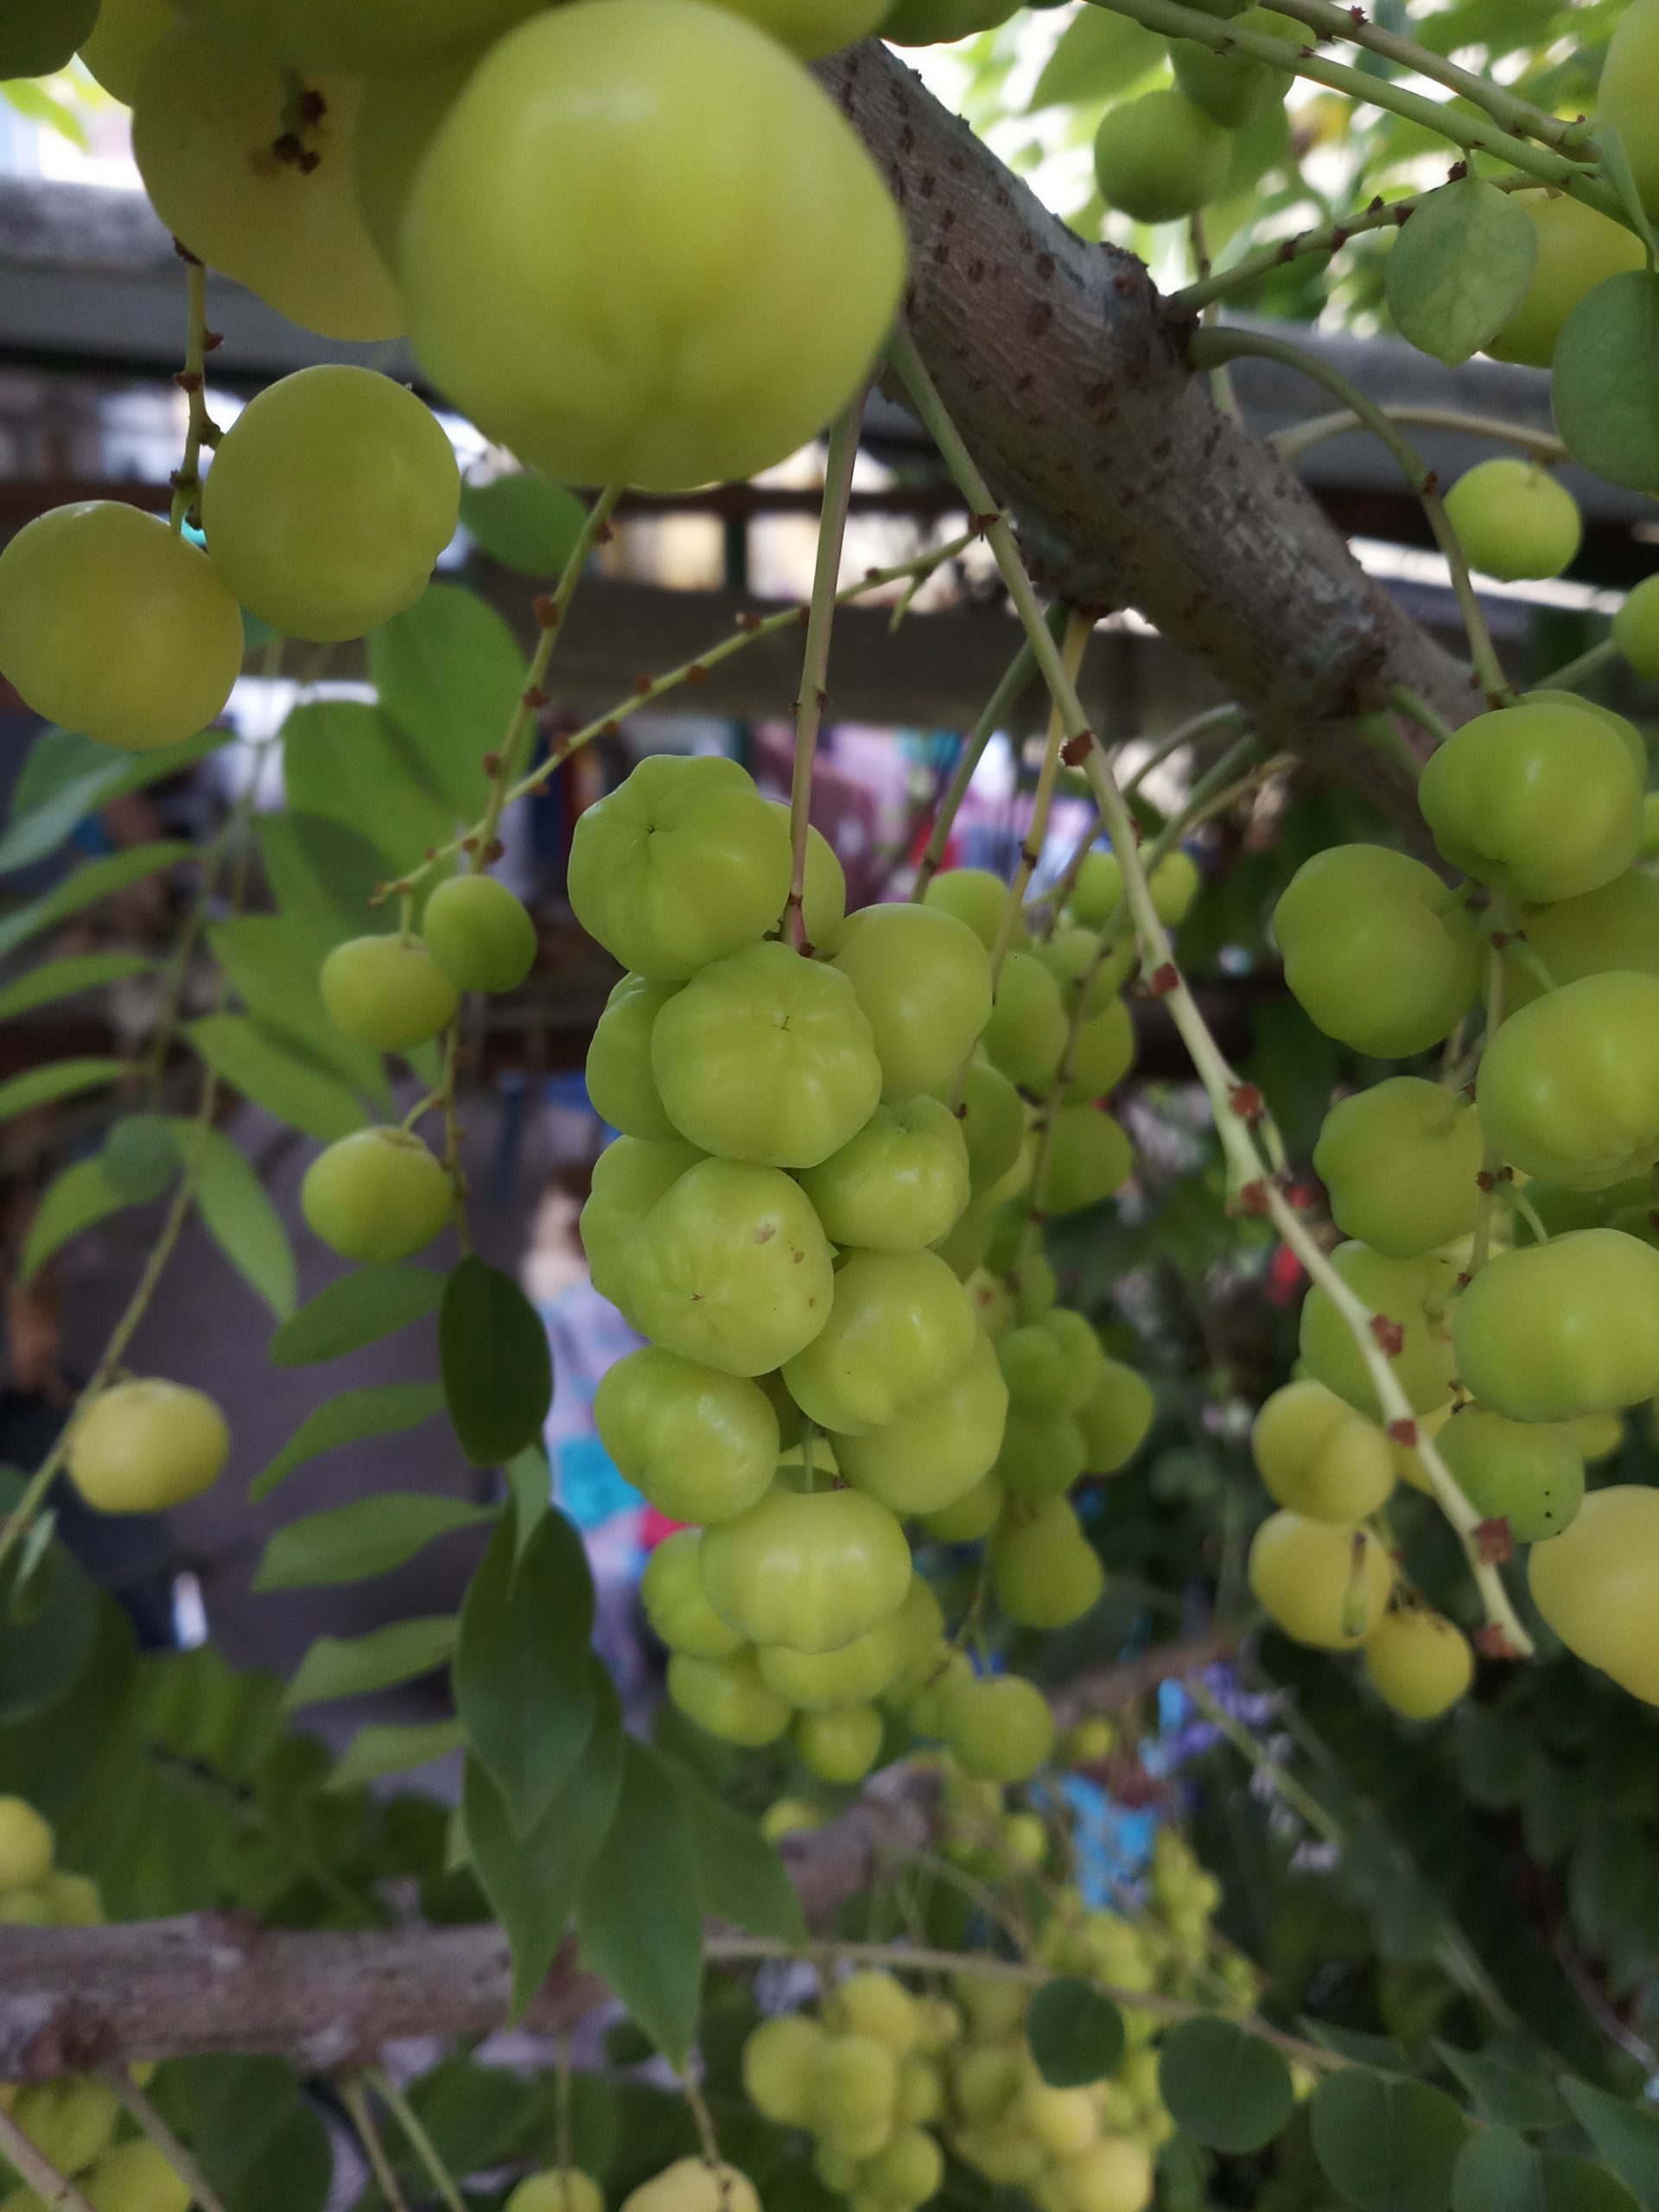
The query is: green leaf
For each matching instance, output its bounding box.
[369,584,521,821]
[256,811,392,958]
[0,951,151,1022]
[284,1616,458,1708]
[466,1661,624,2015]
[577,1737,705,2069]
[103,1114,181,1200]
[252,1493,493,1590]
[0,841,191,962]
[0,1501,98,1725]
[1554,270,1659,495]
[440,1255,554,1465]
[460,474,590,575]
[1560,2079,1659,2205]
[269,1265,446,1366]
[505,1441,550,1555]
[1433,2044,1567,2132]
[1311,2070,1468,2212]
[210,916,389,1105]
[0,728,223,876]
[188,1014,365,1141]
[250,1381,446,1503]
[19,1157,130,1281]
[193,1128,296,1320]
[0,1056,125,1124]
[1454,1704,1531,1809]
[1158,2017,1296,2154]
[1384,176,1537,367]
[1025,1978,1127,2088]
[282,699,457,880]
[673,1759,806,1946]
[454,1506,594,1833]
[1595,126,1659,261]
[327,1716,465,1789]
[1454,2128,1638,2212]
[149,2056,332,2212]
[1028,7,1163,110]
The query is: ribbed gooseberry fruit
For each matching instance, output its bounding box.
[301,1128,450,1262]
[1452,1228,1659,1421]
[67,1380,229,1513]
[626,1159,834,1375]
[321,935,458,1053]
[594,1346,778,1522]
[1274,846,1478,1057]
[826,906,993,1102]
[1251,1378,1395,1522]
[1248,1512,1393,1649]
[1362,1610,1472,1720]
[1313,1077,1482,1258]
[698,1484,911,1653]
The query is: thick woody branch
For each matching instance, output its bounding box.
[814,41,1474,815]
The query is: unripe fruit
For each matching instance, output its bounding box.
[67,1379,229,1513]
[1487,192,1645,368]
[861,2126,944,2207]
[1500,870,1659,1014]
[1041,925,1132,1013]
[923,1471,1004,1543]
[953,1973,1031,2040]
[1172,8,1289,124]
[302,1128,451,1263]
[1418,701,1640,906]
[594,1347,778,1523]
[569,757,790,981]
[990,1497,1103,1628]
[699,1484,910,1653]
[626,1159,834,1375]
[1299,1243,1459,1421]
[795,1701,884,1783]
[1614,575,1659,681]
[579,1135,703,1313]
[827,906,994,1102]
[12,2082,120,2183]
[135,30,401,341]
[1362,1610,1473,1721]
[799,1098,970,1252]
[1037,1106,1132,1215]
[506,2171,604,2212]
[321,935,459,1053]
[742,2013,827,2127]
[1274,846,1478,1057]
[0,1801,53,1891]
[640,1531,745,1657]
[941,1673,1055,1783]
[1059,2138,1154,2212]
[0,504,242,754]
[402,1,903,490]
[1478,971,1659,1192]
[666,1648,791,1745]
[1438,1407,1584,1541]
[1313,1078,1482,1259]
[895,2056,944,2125]
[982,950,1069,1093]
[652,941,881,1168]
[955,1059,1027,1196]
[996,1405,1088,1498]
[832,1971,919,2055]
[1079,1359,1154,1473]
[172,0,538,72]
[1251,1379,1395,1522]
[835,1332,1008,1516]
[811,2033,899,2152]
[758,1612,907,1707]
[620,2161,759,2212]
[85,2142,192,2212]
[1452,1229,1659,1421]
[1093,90,1229,223]
[1442,461,1582,582]
[783,1249,976,1434]
[1529,1485,1659,1703]
[999,1322,1088,1417]
[201,366,458,641]
[422,874,537,995]
[586,974,683,1141]
[79,0,175,102]
[885,1574,948,1702]
[1248,1513,1393,1649]
[922,868,1019,950]
[1065,999,1135,1102]
[880,0,1017,43]
[1019,2081,1099,2158]
[1598,0,1659,218]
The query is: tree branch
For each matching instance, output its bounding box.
[814,40,1477,816]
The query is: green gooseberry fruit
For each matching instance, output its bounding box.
[1529,1484,1659,1705]
[0,1798,53,1891]
[1313,1076,1483,1257]
[982,949,1067,1091]
[989,1495,1103,1628]
[1361,1611,1473,1721]
[931,1191,997,1280]
[1039,924,1131,1012]
[1299,1243,1459,1421]
[1597,0,1659,218]
[810,2032,898,2153]
[639,1530,745,1656]
[594,1345,779,1522]
[1038,1106,1132,1215]
[1064,998,1135,1101]
[1250,1377,1395,1521]
[1500,868,1659,1014]
[782,1247,976,1433]
[1078,1357,1153,1472]
[10,2080,119,2177]
[1093,89,1229,224]
[798,1096,970,1250]
[941,1673,1055,1783]
[666,1647,791,1745]
[995,1404,1087,1497]
[757,1610,907,1707]
[826,904,993,1101]
[422,873,537,993]
[1442,460,1583,582]
[1172,8,1289,128]
[699,1482,911,1653]
[505,2171,604,2212]
[1613,573,1659,681]
[585,973,683,1140]
[794,1701,884,1783]
[1248,1512,1393,1649]
[1477,970,1659,1190]
[998,1320,1089,1416]
[1452,1228,1659,1421]
[84,2143,192,2212]
[922,868,1020,950]
[922,1471,1004,1542]
[320,933,458,1052]
[742,2015,826,2129]
[1274,844,1478,1057]
[834,1330,1007,1514]
[301,1127,450,1262]
[66,1379,229,1513]
[954,1058,1026,1196]
[1436,1404,1584,1541]
[578,1135,704,1313]
[1487,190,1645,369]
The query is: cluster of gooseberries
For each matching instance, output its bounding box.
[0,1799,188,2212]
[563,753,1154,1782]
[1264,672,1659,1711]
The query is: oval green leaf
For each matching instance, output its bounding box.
[1554,270,1659,494]
[1311,2069,1467,2212]
[1026,1977,1127,2088]
[1159,2016,1296,2155]
[440,1255,553,1466]
[1384,176,1537,369]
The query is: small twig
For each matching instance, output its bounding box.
[340,2079,413,2212]
[0,2105,97,2212]
[102,2067,230,2212]
[786,389,867,946]
[367,2067,468,2212]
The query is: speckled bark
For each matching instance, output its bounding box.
[815,40,1474,812]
